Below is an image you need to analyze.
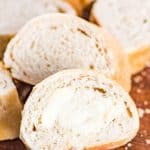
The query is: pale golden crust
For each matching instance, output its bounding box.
[65,0,94,15]
[0,35,13,60]
[85,138,132,149]
[0,67,22,140]
[128,46,150,74]
[98,29,131,91]
[0,88,22,140]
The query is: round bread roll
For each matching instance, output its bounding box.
[4,13,130,91]
[90,0,150,73]
[0,63,22,140]
[20,69,139,150]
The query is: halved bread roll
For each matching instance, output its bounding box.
[90,0,150,73]
[4,13,131,91]
[20,69,139,149]
[0,63,22,140]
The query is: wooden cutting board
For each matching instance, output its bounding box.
[0,67,149,150]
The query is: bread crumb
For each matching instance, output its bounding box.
[127,143,132,147]
[137,88,142,93]
[141,130,147,136]
[138,108,145,118]
[144,101,148,105]
[134,75,142,83]
[145,108,150,114]
[138,107,150,118]
[145,139,150,144]
[140,133,144,137]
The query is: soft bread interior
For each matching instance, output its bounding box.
[0,0,75,35]
[20,69,139,149]
[0,66,22,140]
[91,0,150,52]
[91,0,150,73]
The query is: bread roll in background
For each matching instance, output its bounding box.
[4,13,131,91]
[0,0,76,55]
[0,0,76,35]
[20,69,139,150]
[0,62,22,140]
[90,0,150,74]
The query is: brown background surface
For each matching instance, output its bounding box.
[0,67,149,149]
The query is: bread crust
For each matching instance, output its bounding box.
[128,45,150,74]
[0,35,13,60]
[65,0,93,15]
[0,67,22,140]
[98,29,131,91]
[85,134,137,149]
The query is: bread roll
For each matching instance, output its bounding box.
[20,69,139,149]
[0,0,75,35]
[0,63,22,140]
[4,13,131,91]
[90,0,150,73]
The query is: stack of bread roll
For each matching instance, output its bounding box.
[1,0,149,149]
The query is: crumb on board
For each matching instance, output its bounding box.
[141,130,148,136]
[127,143,132,147]
[138,108,150,118]
[144,100,148,105]
[145,139,150,145]
[145,108,150,114]
[136,88,142,93]
[138,108,145,118]
[140,133,144,137]
[133,75,143,83]
[124,143,132,150]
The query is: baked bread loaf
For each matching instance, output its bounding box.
[0,0,75,35]
[4,13,131,91]
[90,0,150,73]
[20,69,139,149]
[0,63,22,140]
